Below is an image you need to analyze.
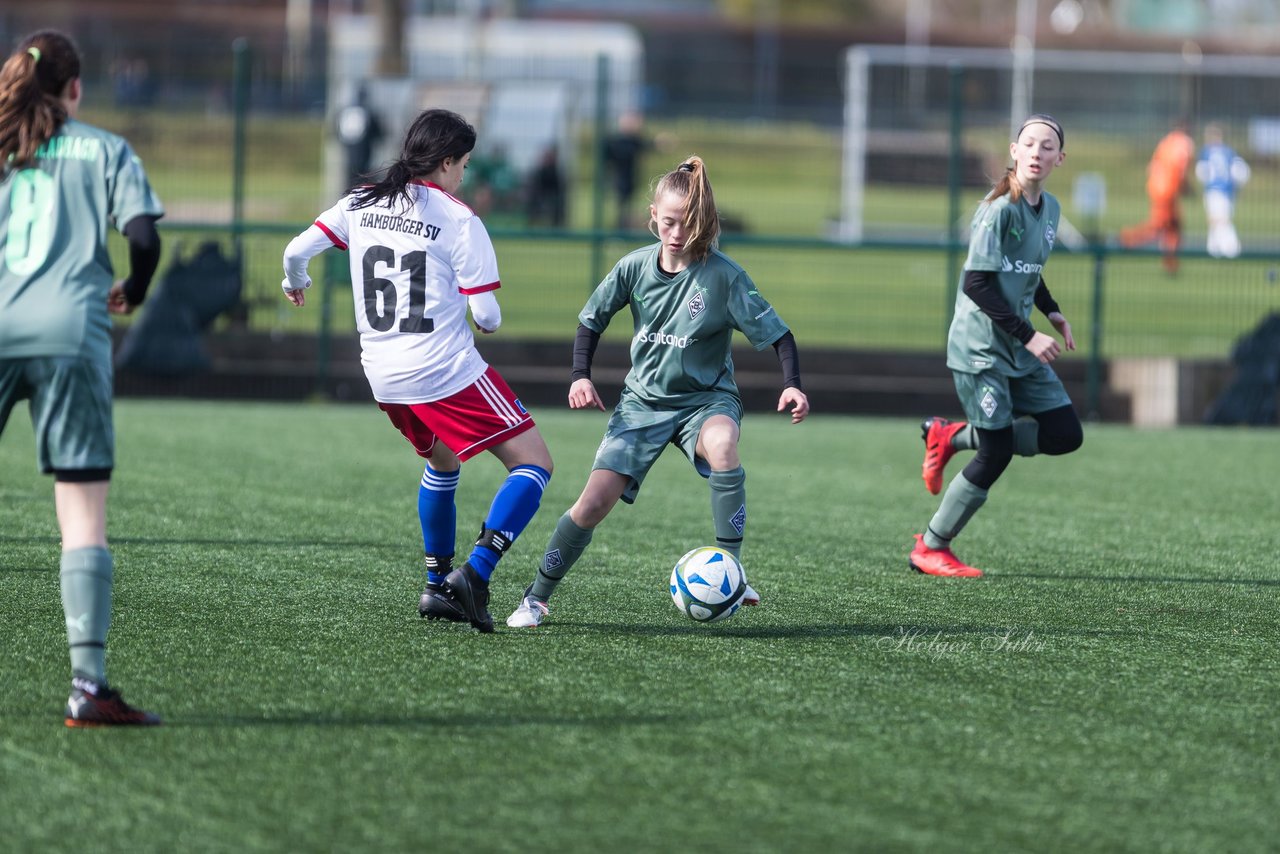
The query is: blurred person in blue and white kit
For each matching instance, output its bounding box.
[1196,122,1250,259]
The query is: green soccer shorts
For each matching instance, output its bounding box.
[592,390,742,504]
[952,363,1071,430]
[0,356,115,475]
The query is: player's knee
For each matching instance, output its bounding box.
[1036,407,1083,456]
[698,435,739,469]
[525,435,554,474]
[571,506,608,529]
[570,495,611,528]
[964,426,1014,489]
[502,435,553,475]
[1042,421,1084,456]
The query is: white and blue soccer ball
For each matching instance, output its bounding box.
[670,547,747,623]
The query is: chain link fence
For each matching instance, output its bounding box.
[7,10,1276,420]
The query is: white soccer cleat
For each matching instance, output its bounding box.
[506,595,550,628]
[741,583,760,606]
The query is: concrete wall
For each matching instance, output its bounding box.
[1109,358,1240,427]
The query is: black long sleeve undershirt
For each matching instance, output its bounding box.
[772,330,802,390]
[571,323,804,391]
[1033,278,1061,317]
[962,271,1061,345]
[121,215,162,306]
[571,323,600,381]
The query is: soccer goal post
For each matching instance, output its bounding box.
[840,44,1280,244]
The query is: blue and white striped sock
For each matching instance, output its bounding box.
[418,465,459,584]
[468,464,551,581]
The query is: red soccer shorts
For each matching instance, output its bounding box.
[378,366,535,462]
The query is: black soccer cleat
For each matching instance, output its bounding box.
[442,562,495,633]
[419,580,467,623]
[64,677,161,728]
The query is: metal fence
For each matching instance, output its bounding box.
[24,12,1276,419]
[109,221,1279,421]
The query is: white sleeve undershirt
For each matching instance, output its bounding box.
[467,290,501,332]
[281,225,333,292]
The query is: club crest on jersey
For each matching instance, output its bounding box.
[688,291,706,319]
[1045,222,1056,249]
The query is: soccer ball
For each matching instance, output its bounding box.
[669,547,747,623]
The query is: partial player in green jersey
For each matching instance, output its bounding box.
[911,114,1083,579]
[505,155,810,628]
[0,31,163,725]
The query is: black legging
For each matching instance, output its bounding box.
[961,404,1083,490]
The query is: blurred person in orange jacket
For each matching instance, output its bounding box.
[1119,119,1196,274]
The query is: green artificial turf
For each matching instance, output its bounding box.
[2,401,1277,852]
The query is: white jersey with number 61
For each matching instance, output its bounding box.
[283,179,500,403]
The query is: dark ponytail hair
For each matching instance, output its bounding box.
[351,108,477,211]
[987,113,1065,203]
[0,30,81,169]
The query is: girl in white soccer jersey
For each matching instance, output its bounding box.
[0,30,164,725]
[912,114,1083,578]
[282,108,552,633]
[505,155,809,628]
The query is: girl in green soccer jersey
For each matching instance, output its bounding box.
[0,31,163,724]
[912,114,1083,578]
[506,155,809,628]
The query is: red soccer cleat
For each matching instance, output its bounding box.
[909,534,984,578]
[921,417,967,495]
[65,678,161,727]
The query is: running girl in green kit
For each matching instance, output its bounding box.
[912,114,1083,578]
[0,30,164,724]
[506,155,810,627]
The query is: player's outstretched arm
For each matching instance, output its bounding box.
[281,224,336,309]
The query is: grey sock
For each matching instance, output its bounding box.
[529,512,594,602]
[60,547,113,684]
[924,474,989,550]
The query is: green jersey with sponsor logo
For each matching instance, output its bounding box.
[580,243,790,407]
[0,119,164,361]
[946,191,1059,377]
